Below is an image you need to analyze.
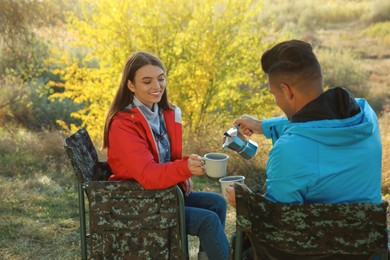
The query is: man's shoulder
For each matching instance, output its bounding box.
[276,131,317,147]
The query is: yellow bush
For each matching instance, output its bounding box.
[48,0,283,144]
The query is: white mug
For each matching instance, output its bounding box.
[219,175,245,199]
[202,153,229,178]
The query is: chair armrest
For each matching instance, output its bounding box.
[84,181,171,201]
[235,184,254,231]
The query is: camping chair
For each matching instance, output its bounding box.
[233,184,389,260]
[64,128,188,259]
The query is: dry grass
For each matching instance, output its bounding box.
[0,126,80,259]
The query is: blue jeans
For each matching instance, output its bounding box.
[185,191,229,260]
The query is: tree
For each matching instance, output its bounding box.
[0,0,82,128]
[51,0,282,143]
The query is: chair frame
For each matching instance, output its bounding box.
[64,128,188,259]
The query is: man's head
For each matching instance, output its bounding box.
[261,40,323,118]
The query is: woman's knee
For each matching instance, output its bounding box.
[203,211,223,229]
[209,192,227,210]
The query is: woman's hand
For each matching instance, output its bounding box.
[188,154,205,176]
[233,114,263,136]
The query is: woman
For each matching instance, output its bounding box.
[103,51,229,260]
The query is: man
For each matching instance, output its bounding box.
[226,39,382,205]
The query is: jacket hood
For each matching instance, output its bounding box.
[291,87,360,122]
[284,98,377,146]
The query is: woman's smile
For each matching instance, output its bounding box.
[127,64,166,109]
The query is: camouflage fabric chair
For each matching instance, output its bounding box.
[233,184,389,260]
[64,128,188,259]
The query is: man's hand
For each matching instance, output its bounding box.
[225,185,236,207]
[188,154,205,176]
[225,183,250,207]
[233,114,263,136]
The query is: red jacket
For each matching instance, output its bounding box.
[107,106,193,191]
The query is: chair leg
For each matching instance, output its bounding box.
[78,183,87,260]
[234,230,244,260]
[377,251,389,260]
[176,186,189,259]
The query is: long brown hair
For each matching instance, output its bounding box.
[103,51,171,148]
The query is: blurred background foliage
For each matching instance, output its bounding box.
[0,0,389,257]
[0,0,83,130]
[1,0,388,142]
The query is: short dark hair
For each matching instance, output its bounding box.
[261,40,322,82]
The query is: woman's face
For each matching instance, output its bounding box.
[128,64,166,109]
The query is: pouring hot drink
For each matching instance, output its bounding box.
[222,126,258,160]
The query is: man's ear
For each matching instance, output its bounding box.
[280,82,293,100]
[127,80,135,92]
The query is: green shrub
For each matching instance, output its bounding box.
[316,47,369,98]
[259,0,369,36]
[364,21,390,46]
[366,0,390,23]
[0,76,83,130]
[315,1,368,24]
[259,0,317,34]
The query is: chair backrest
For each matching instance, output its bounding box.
[64,127,111,183]
[235,184,388,258]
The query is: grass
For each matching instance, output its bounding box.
[0,128,80,259]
